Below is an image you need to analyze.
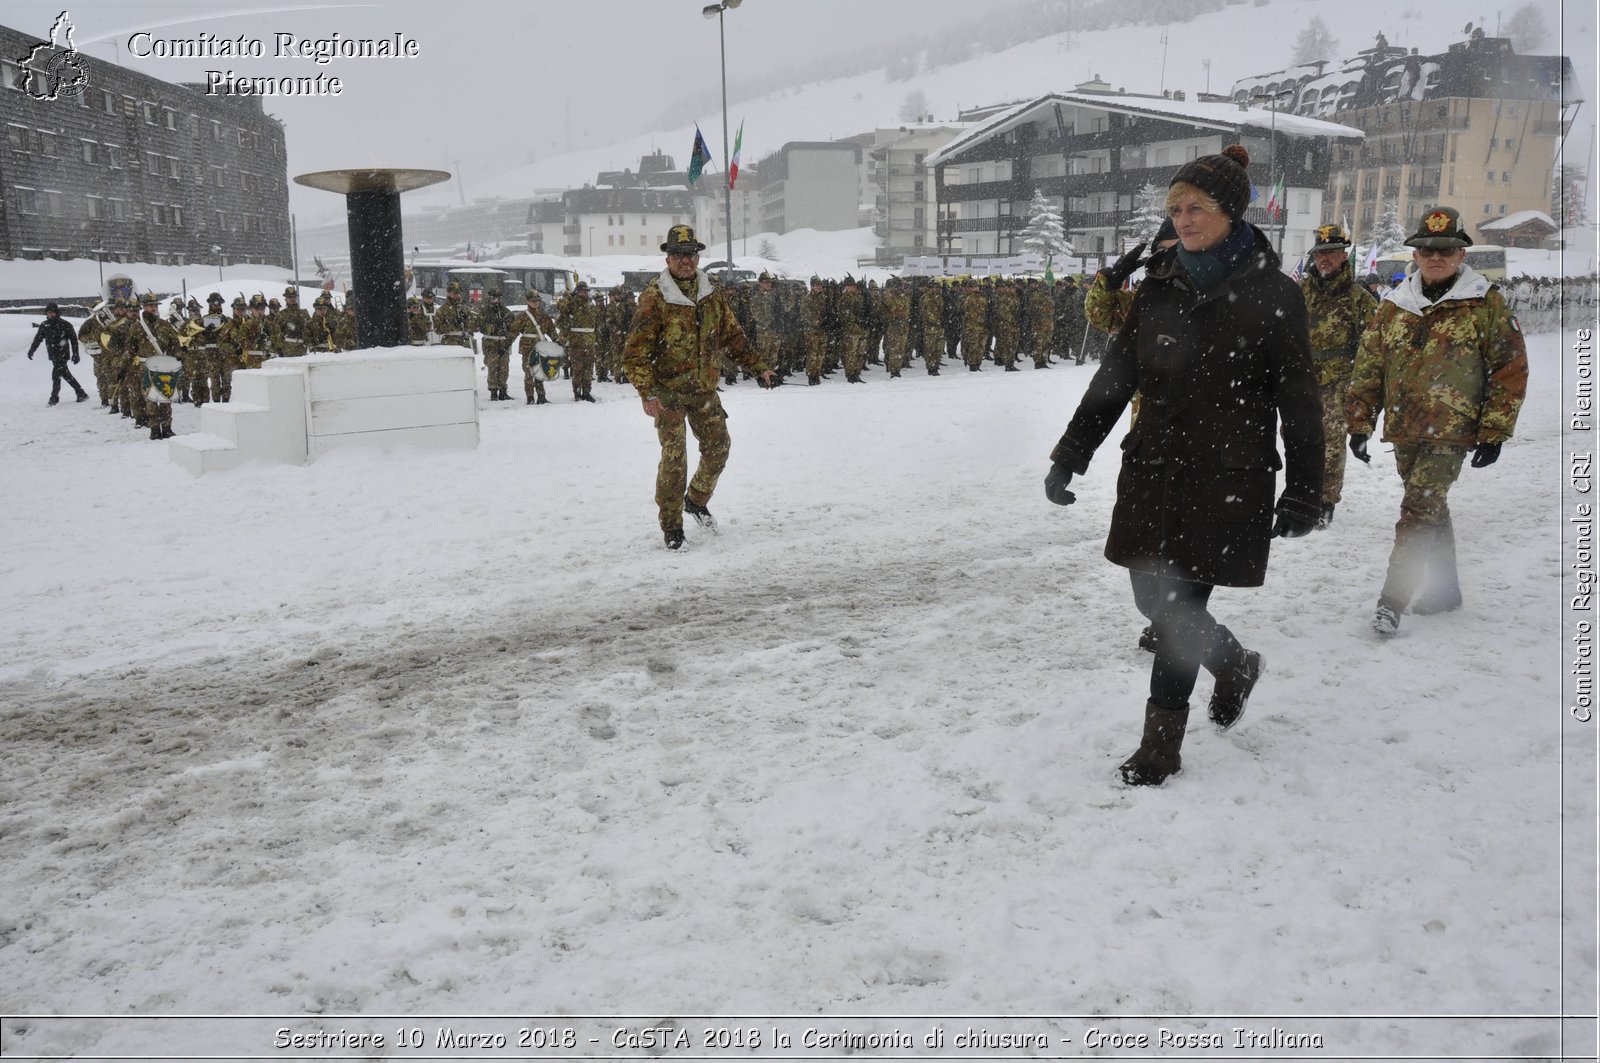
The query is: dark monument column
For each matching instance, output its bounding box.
[293,168,449,349]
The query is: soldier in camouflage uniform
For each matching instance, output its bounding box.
[78,300,117,406]
[191,293,227,405]
[992,279,1022,371]
[240,295,273,369]
[129,292,182,438]
[1346,207,1529,637]
[306,293,339,354]
[509,293,559,404]
[621,225,776,549]
[334,293,358,352]
[1025,279,1055,368]
[748,273,783,383]
[609,287,636,384]
[559,281,601,402]
[1300,223,1378,529]
[802,277,830,385]
[432,282,473,351]
[836,275,869,382]
[406,297,429,345]
[864,279,885,366]
[880,277,912,378]
[272,285,311,357]
[478,287,514,401]
[916,279,943,375]
[959,279,989,371]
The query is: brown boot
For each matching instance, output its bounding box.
[1119,701,1189,786]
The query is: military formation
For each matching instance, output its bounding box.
[64,285,351,440]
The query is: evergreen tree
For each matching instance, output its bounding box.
[1019,190,1073,259]
[1128,182,1168,244]
[1373,202,1408,254]
[1552,163,1588,229]
[759,238,780,261]
[1292,16,1338,64]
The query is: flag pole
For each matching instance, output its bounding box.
[718,11,733,273]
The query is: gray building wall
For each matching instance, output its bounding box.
[0,22,291,266]
[756,142,861,234]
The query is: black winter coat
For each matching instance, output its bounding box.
[1051,226,1323,588]
[27,317,80,362]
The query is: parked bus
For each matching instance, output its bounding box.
[1374,244,1508,281]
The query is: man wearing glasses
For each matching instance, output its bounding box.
[622,225,776,550]
[1347,206,1529,637]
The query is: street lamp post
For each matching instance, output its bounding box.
[702,0,742,275]
[212,244,223,283]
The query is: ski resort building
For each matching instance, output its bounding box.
[924,85,1361,262]
[1232,30,1578,247]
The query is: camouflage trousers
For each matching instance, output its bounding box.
[186,349,211,404]
[89,350,111,404]
[567,340,595,394]
[993,327,1019,369]
[1380,443,1466,607]
[1030,321,1054,367]
[961,326,988,369]
[804,336,828,378]
[919,326,942,372]
[121,362,148,422]
[883,326,910,376]
[841,332,867,376]
[1319,379,1349,505]
[144,396,173,436]
[654,392,730,532]
[520,351,548,402]
[481,339,510,391]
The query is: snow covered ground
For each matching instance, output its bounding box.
[0,307,1586,1058]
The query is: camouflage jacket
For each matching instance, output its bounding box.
[271,307,311,356]
[557,296,600,347]
[881,289,911,330]
[477,301,513,343]
[960,288,989,332]
[220,314,265,360]
[127,313,181,360]
[1300,262,1378,386]
[432,300,474,346]
[802,289,828,332]
[621,269,766,405]
[835,289,866,337]
[307,311,339,352]
[1346,266,1528,447]
[334,312,358,351]
[1025,286,1054,330]
[993,286,1021,334]
[606,297,634,344]
[508,304,558,356]
[1084,274,1134,335]
[916,286,942,328]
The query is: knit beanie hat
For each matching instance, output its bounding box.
[1170,144,1251,221]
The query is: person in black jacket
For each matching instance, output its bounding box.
[26,303,88,405]
[1043,145,1323,786]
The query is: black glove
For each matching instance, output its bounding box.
[1101,242,1148,289]
[72,354,80,364]
[1272,509,1317,538]
[1044,462,1077,506]
[1471,442,1501,468]
[27,352,34,360]
[1349,433,1370,464]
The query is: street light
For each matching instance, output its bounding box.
[212,244,223,282]
[702,0,742,277]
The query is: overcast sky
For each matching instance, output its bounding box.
[4,0,1595,226]
[6,0,1004,223]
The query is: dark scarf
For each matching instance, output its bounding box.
[1176,220,1258,294]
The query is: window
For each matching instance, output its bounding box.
[168,156,180,179]
[607,235,614,246]
[1486,172,1494,182]
[1484,204,1493,214]
[6,124,28,152]
[215,210,226,231]
[80,138,97,163]
[37,130,57,156]
[42,190,63,216]
[87,195,104,219]
[1500,204,1508,213]
[163,108,177,130]
[237,129,247,146]
[1501,172,1510,183]
[211,120,222,141]
[1505,139,1516,152]
[111,199,130,221]
[14,186,37,214]
[106,144,121,169]
[1,59,21,90]
[212,167,225,188]
[640,215,646,225]
[1490,137,1499,150]
[146,151,161,173]
[171,205,184,227]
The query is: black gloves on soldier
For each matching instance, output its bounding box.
[1470,442,1501,468]
[1348,433,1370,464]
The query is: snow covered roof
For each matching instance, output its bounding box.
[924,92,1361,168]
[1480,210,1558,232]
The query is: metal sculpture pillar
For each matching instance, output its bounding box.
[293,168,449,349]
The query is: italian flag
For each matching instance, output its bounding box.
[728,120,744,189]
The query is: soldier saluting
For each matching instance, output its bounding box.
[621,225,776,550]
[1347,207,1529,637]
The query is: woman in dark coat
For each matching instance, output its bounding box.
[1043,145,1323,786]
